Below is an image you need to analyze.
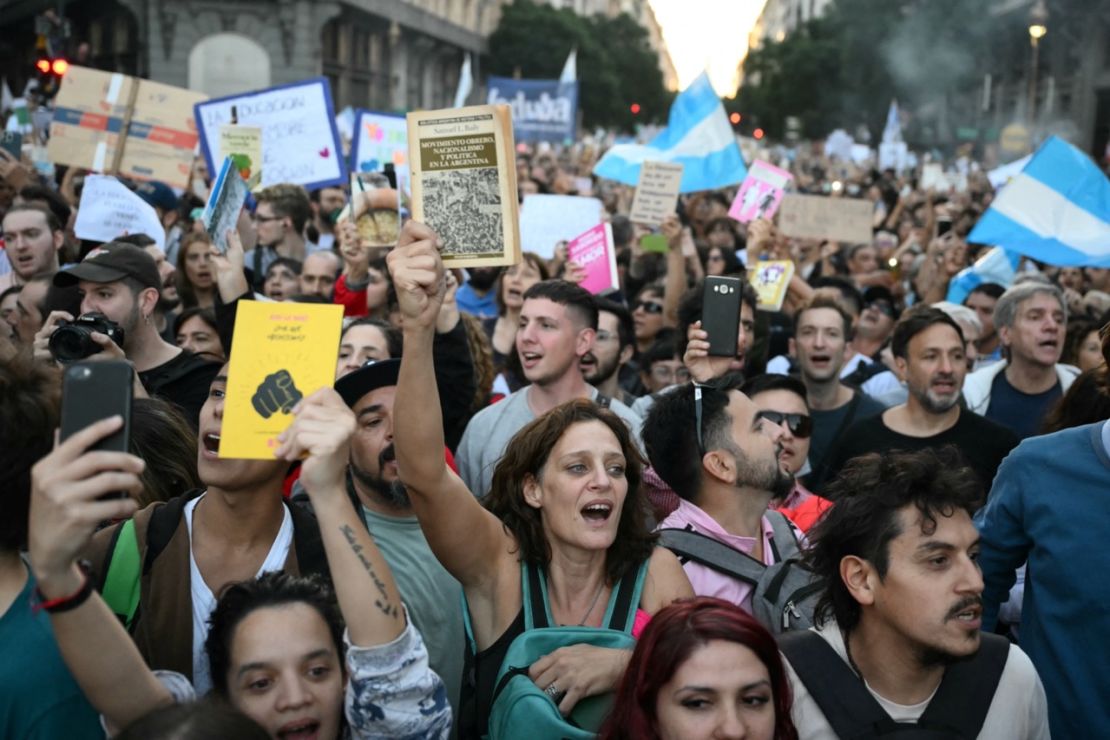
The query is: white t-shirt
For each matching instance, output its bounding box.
[184,494,293,695]
[783,620,1050,739]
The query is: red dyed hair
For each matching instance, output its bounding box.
[599,597,798,740]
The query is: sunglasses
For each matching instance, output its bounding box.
[866,300,896,318]
[634,300,664,315]
[754,410,813,438]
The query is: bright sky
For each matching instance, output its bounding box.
[648,0,767,97]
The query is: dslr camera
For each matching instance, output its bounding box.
[49,312,126,363]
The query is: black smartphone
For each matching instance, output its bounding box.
[702,276,742,357]
[60,361,133,498]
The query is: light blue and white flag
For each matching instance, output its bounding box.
[969,136,1110,268]
[945,247,1023,304]
[593,73,746,193]
[453,54,473,108]
[882,99,902,143]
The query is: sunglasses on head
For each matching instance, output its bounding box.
[635,300,664,315]
[755,410,813,438]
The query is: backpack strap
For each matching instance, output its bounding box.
[658,527,767,586]
[604,560,649,634]
[287,499,332,582]
[524,561,548,630]
[778,629,902,739]
[916,633,1010,737]
[143,493,191,574]
[595,393,612,409]
[765,510,801,562]
[101,519,141,629]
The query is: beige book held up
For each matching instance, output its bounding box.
[407,104,521,268]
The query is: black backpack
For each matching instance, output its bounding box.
[779,630,1010,739]
[658,511,821,633]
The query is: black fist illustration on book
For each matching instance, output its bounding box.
[252,369,303,418]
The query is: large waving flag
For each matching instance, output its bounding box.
[969,136,1110,267]
[593,73,746,193]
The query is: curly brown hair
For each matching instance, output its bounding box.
[485,399,656,584]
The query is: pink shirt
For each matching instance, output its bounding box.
[657,499,778,613]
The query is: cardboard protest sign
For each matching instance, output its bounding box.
[567,223,618,295]
[778,194,873,244]
[220,301,344,459]
[73,175,166,249]
[487,77,579,143]
[48,66,205,189]
[729,159,793,223]
[518,194,604,259]
[201,157,250,253]
[629,161,683,226]
[749,260,795,312]
[195,78,346,190]
[351,110,407,173]
[219,125,262,190]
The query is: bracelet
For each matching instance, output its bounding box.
[33,563,93,614]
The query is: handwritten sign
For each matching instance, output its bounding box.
[749,260,795,312]
[777,194,873,244]
[351,110,407,174]
[567,223,618,295]
[629,161,683,226]
[73,175,166,250]
[219,124,263,190]
[195,78,345,190]
[519,194,604,259]
[220,300,344,459]
[729,159,792,223]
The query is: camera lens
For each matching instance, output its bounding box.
[49,325,95,363]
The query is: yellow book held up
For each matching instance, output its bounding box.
[749,260,796,312]
[220,301,343,459]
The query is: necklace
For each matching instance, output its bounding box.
[564,580,606,627]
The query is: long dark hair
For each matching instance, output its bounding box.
[599,597,798,740]
[485,399,656,583]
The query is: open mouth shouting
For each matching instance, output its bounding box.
[580,499,614,525]
[276,718,321,739]
[201,432,221,458]
[520,351,543,370]
[947,597,983,630]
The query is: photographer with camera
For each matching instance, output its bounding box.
[34,242,219,429]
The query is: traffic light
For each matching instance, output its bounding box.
[36,57,68,77]
[630,102,641,115]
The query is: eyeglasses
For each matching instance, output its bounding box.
[595,330,618,343]
[650,365,692,383]
[634,300,664,315]
[755,410,813,438]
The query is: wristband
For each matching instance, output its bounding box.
[33,562,93,614]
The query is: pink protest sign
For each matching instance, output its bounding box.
[729,159,793,223]
[567,222,618,295]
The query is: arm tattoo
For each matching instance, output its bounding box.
[340,524,400,620]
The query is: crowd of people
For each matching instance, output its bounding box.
[2,109,1108,740]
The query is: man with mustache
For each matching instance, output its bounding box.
[816,307,1018,493]
[780,448,1049,739]
[325,358,465,714]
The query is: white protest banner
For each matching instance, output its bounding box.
[74,175,165,250]
[778,194,873,244]
[351,110,408,174]
[194,77,345,190]
[921,163,948,191]
[879,141,909,172]
[729,159,793,223]
[629,161,683,226]
[519,194,604,259]
[824,129,854,161]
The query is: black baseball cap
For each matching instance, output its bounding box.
[54,241,162,291]
[862,285,900,318]
[335,358,401,408]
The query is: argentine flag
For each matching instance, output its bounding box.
[969,136,1110,267]
[593,73,746,193]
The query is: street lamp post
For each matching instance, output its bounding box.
[1027,0,1048,124]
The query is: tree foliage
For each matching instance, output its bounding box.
[488,0,670,129]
